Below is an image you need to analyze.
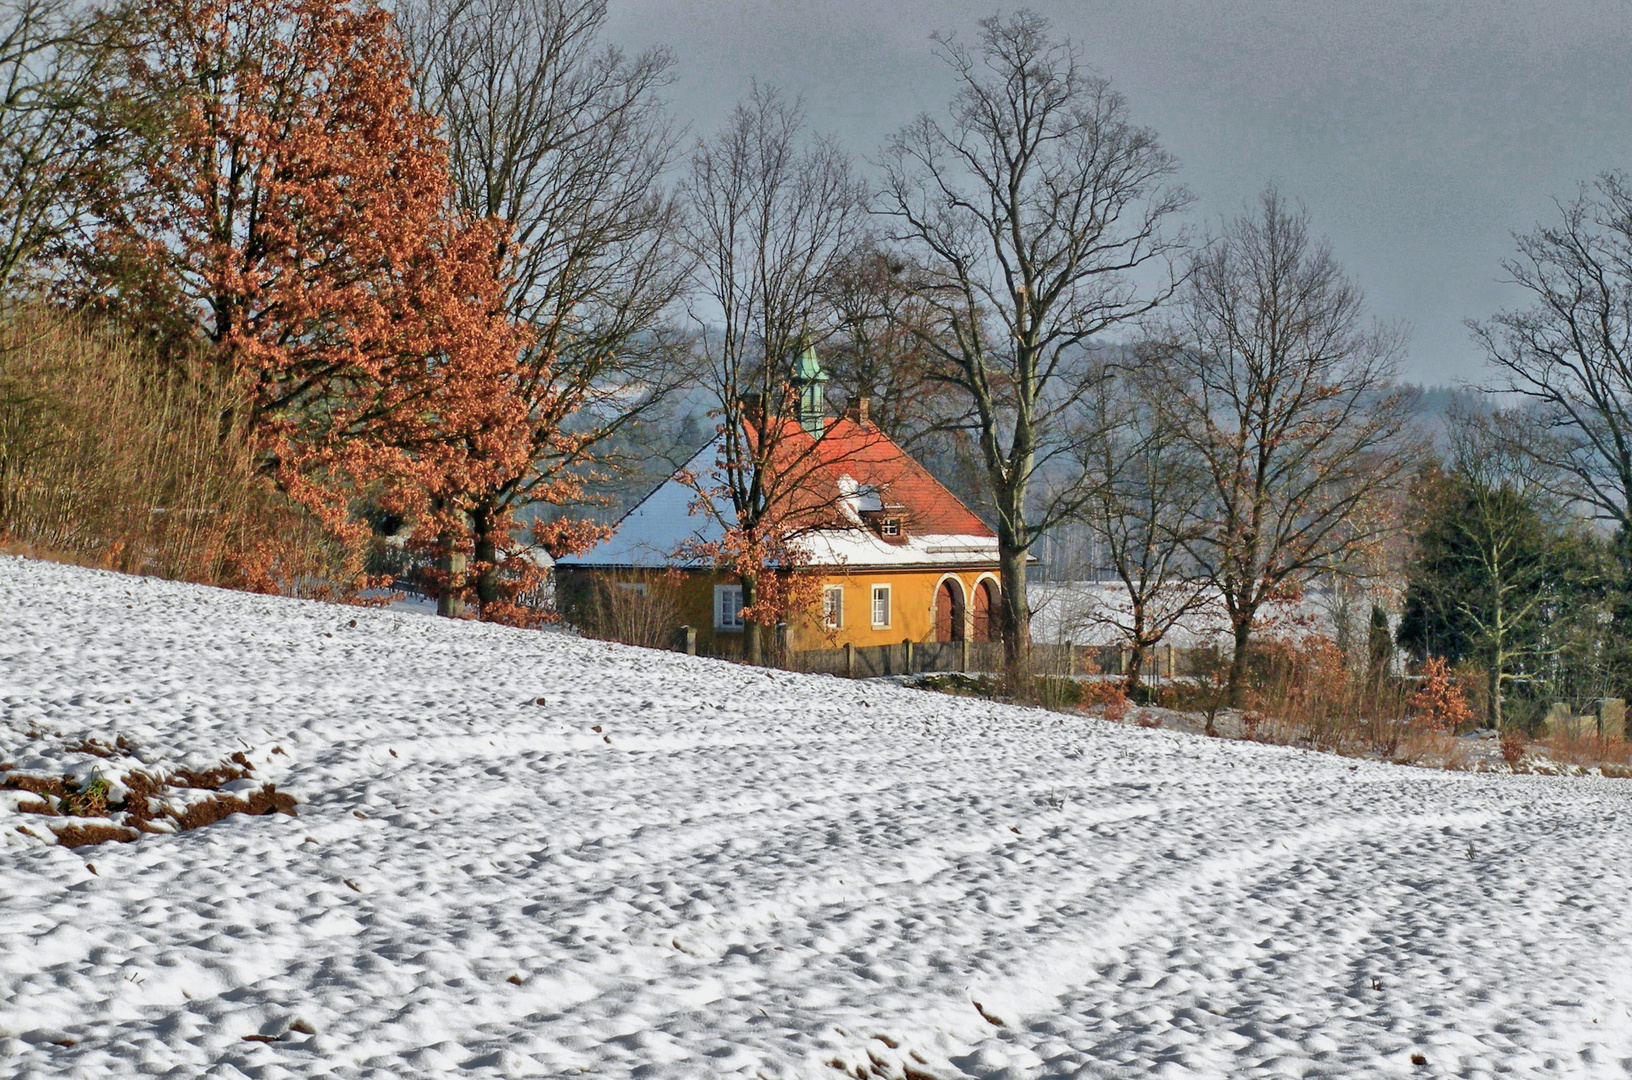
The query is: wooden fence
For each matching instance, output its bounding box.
[670,623,1217,681]
[784,640,1209,680]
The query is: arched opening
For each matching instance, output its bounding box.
[934,577,966,642]
[972,578,1000,642]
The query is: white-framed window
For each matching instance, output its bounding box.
[823,585,844,629]
[880,518,900,537]
[715,584,745,630]
[871,584,891,628]
[615,582,648,596]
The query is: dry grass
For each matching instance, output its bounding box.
[0,305,341,591]
[1532,729,1632,770]
[1392,730,1472,770]
[6,744,296,848]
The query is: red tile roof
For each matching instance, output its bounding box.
[760,417,993,538]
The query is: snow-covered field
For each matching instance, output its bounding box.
[4,557,1632,1079]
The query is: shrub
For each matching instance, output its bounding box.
[1499,729,1527,769]
[1237,634,1413,755]
[577,572,684,650]
[1408,656,1475,732]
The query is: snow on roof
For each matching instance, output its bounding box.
[557,439,730,569]
[560,419,997,570]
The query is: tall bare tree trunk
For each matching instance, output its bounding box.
[741,573,761,666]
[996,524,1031,690]
[878,12,1186,695]
[1228,614,1253,708]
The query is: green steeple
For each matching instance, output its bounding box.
[793,343,828,434]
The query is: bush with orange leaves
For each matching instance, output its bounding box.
[1408,656,1475,733]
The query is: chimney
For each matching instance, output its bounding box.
[849,396,870,426]
[739,393,763,427]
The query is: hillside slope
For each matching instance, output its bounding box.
[3,556,1631,1079]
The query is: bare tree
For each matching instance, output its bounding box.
[1164,188,1417,707]
[877,9,1188,684]
[0,0,122,296]
[1075,365,1212,690]
[679,84,868,665]
[1471,172,1632,600]
[401,0,691,616]
[817,240,953,447]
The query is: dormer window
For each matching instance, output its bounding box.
[879,518,900,537]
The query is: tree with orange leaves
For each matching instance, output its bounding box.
[62,0,528,592]
[400,0,690,622]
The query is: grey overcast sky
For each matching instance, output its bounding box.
[602,0,1632,385]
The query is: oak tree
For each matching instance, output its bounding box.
[66,0,527,591]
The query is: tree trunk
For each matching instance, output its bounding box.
[1226,613,1254,708]
[1125,640,1147,692]
[742,573,761,666]
[997,533,1031,693]
[1488,663,1503,729]
[471,500,501,615]
[437,531,466,619]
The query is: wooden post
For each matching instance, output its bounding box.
[960,637,970,673]
[680,625,696,655]
[844,642,855,679]
[1598,698,1626,741]
[903,639,914,674]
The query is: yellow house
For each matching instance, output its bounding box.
[555,395,1001,658]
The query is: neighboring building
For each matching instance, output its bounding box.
[556,356,1002,656]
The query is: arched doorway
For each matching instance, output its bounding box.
[972,578,999,641]
[934,578,966,642]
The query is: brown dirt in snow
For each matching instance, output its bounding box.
[5,746,295,848]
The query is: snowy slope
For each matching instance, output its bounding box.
[3,556,1632,1079]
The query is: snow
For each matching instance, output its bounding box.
[558,439,724,567]
[4,554,1632,1078]
[1028,581,1343,649]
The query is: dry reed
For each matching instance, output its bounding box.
[0,306,339,590]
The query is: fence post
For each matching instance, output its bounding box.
[960,637,970,673]
[844,642,855,679]
[903,639,914,674]
[679,625,696,655]
[1599,698,1626,741]
[1165,642,1177,682]
[776,621,790,666]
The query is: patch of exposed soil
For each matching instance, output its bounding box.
[5,746,295,848]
